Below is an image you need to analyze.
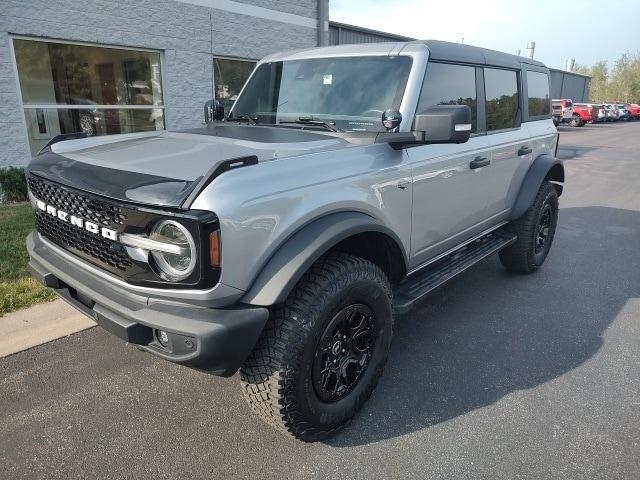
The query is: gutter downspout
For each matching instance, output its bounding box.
[317,0,329,46]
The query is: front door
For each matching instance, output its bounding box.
[407,138,494,268]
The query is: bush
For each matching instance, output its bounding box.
[0,167,27,202]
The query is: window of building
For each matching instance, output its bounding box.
[526,71,550,118]
[416,62,477,132]
[484,68,519,131]
[13,38,164,156]
[213,57,256,112]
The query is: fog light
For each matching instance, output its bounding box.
[157,330,170,347]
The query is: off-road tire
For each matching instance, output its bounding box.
[499,181,559,273]
[240,252,394,442]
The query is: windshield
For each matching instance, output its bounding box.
[230,55,413,132]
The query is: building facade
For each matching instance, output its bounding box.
[1,0,329,167]
[329,21,412,45]
[549,69,591,102]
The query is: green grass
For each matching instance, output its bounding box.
[0,202,55,315]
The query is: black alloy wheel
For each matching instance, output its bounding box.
[312,304,376,402]
[534,204,553,255]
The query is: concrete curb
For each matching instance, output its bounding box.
[0,299,96,358]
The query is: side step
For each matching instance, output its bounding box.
[393,230,517,314]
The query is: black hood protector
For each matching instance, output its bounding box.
[26,124,353,208]
[28,151,199,209]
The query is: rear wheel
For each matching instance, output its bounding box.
[499,181,559,273]
[570,114,583,127]
[240,252,393,441]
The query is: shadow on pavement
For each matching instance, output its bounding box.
[328,206,640,447]
[556,144,598,160]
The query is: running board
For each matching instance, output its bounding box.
[393,230,517,314]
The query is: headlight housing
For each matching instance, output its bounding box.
[150,220,197,281]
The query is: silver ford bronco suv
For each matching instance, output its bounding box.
[26,40,563,441]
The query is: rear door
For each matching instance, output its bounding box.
[482,67,534,219]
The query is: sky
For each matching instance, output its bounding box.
[329,0,640,70]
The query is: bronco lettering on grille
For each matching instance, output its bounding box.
[35,198,118,241]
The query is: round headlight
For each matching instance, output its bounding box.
[150,220,196,281]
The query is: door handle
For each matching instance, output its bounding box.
[396,180,410,190]
[518,146,533,156]
[469,156,490,169]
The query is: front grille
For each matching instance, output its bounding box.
[27,174,214,288]
[28,175,132,272]
[35,210,132,270]
[27,175,127,229]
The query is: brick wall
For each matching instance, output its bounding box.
[0,0,319,167]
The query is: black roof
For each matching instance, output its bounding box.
[417,40,547,69]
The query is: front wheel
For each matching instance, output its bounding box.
[499,181,559,273]
[240,252,394,441]
[570,114,583,127]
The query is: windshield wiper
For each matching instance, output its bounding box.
[227,114,258,125]
[278,116,341,132]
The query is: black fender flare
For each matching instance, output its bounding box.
[241,211,407,306]
[510,154,564,220]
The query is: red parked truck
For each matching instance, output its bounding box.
[627,104,640,119]
[571,103,599,126]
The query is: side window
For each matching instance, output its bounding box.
[417,62,477,132]
[214,57,257,111]
[526,71,550,118]
[484,68,519,131]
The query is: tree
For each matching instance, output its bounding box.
[574,53,640,103]
[590,61,610,101]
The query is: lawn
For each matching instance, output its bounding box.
[0,202,55,315]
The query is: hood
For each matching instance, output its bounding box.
[27,125,349,208]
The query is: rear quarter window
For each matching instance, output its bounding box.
[527,71,550,118]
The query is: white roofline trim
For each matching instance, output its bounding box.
[177,0,317,28]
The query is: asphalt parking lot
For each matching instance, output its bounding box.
[1,121,639,479]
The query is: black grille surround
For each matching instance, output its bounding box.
[27,174,219,289]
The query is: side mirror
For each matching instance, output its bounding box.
[382,109,402,130]
[204,99,225,123]
[380,105,472,150]
[414,105,472,144]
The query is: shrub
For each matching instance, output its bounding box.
[0,167,28,202]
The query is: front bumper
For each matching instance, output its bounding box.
[27,231,268,376]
